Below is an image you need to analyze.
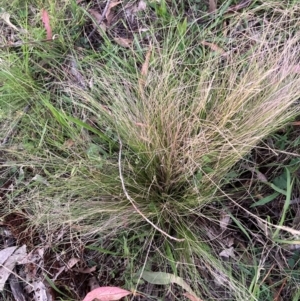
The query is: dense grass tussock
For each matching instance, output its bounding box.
[0,2,300,300]
[52,33,300,229]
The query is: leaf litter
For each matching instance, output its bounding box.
[0,245,27,291]
[82,286,131,301]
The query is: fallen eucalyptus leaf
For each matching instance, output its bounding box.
[0,245,27,291]
[0,246,18,265]
[82,286,131,301]
[219,247,235,259]
[201,41,225,55]
[113,37,132,48]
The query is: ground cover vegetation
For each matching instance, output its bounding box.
[0,0,300,300]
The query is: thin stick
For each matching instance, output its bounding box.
[88,0,112,39]
[118,137,184,242]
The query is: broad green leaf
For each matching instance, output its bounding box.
[270,183,287,196]
[140,271,198,298]
[250,192,280,208]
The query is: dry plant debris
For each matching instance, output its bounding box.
[0,0,300,300]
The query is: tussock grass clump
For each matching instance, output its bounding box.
[0,2,300,300]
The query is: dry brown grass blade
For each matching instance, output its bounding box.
[141,45,152,77]
[139,44,152,97]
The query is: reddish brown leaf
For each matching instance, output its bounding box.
[183,292,204,301]
[201,41,225,54]
[82,287,131,301]
[41,9,52,40]
[63,139,75,148]
[113,37,132,48]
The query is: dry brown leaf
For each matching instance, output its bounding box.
[219,212,231,231]
[201,41,225,54]
[183,292,204,301]
[69,58,87,88]
[124,0,147,16]
[63,139,75,148]
[225,236,235,247]
[219,247,235,259]
[113,37,132,48]
[66,257,80,270]
[208,0,217,13]
[106,0,122,26]
[139,44,152,94]
[89,9,102,22]
[89,9,107,33]
[141,45,152,77]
